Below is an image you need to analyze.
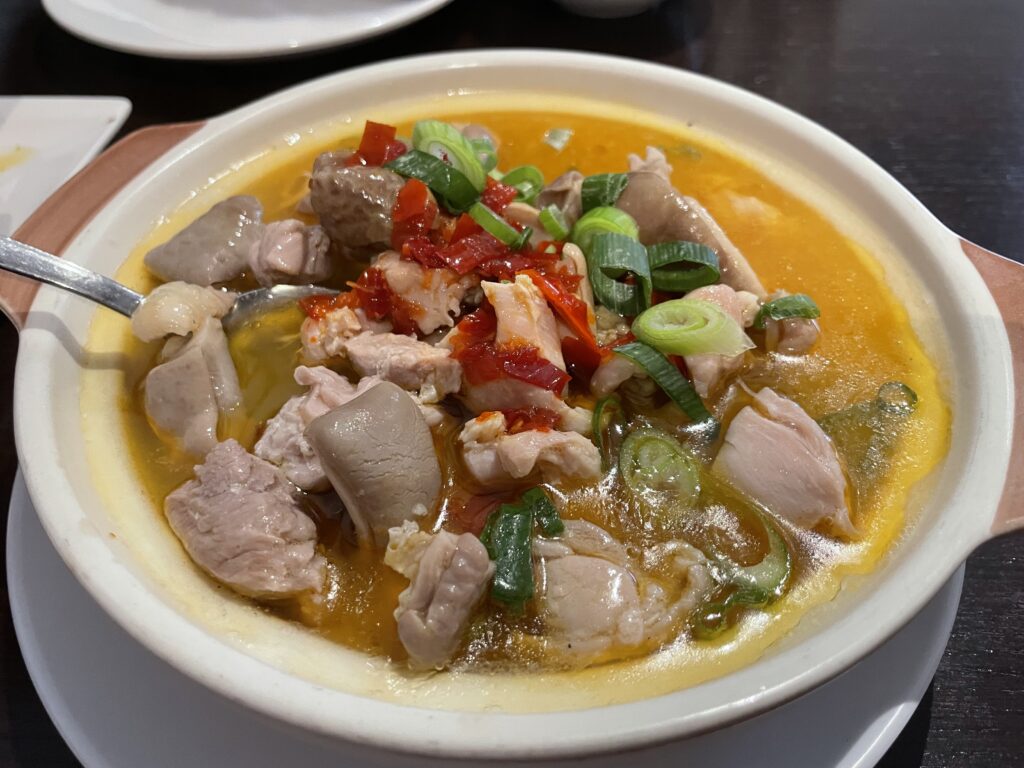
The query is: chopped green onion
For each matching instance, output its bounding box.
[592,395,626,471]
[468,202,530,249]
[411,120,487,192]
[581,173,629,213]
[385,150,479,213]
[500,165,545,204]
[753,293,821,329]
[520,487,564,536]
[479,486,564,610]
[543,127,573,151]
[647,241,720,293]
[619,428,701,507]
[614,341,716,426]
[538,204,570,241]
[469,136,498,173]
[632,298,755,357]
[876,381,918,415]
[586,231,651,316]
[571,206,640,258]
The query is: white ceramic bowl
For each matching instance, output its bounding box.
[3,51,1022,762]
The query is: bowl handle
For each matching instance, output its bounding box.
[961,239,1024,535]
[0,121,204,331]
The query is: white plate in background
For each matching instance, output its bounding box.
[41,0,454,60]
[6,471,963,768]
[0,96,130,235]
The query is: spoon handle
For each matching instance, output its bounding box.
[0,236,142,318]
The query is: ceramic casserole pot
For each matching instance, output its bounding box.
[1,51,1021,763]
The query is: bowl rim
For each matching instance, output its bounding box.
[12,49,1013,759]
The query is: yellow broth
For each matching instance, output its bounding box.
[107,109,950,674]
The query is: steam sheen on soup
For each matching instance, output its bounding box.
[107,108,949,677]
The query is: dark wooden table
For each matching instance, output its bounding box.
[1,0,1022,765]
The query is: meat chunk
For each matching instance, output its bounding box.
[130,281,235,342]
[590,355,640,398]
[308,152,403,253]
[627,145,673,182]
[301,307,391,363]
[247,219,331,287]
[385,521,494,669]
[144,196,263,286]
[374,251,478,335]
[682,284,758,398]
[164,440,325,598]
[615,172,766,297]
[458,379,591,434]
[144,317,241,456]
[305,382,441,548]
[483,274,565,370]
[536,170,584,228]
[713,387,854,535]
[460,412,601,487]
[255,366,381,491]
[343,332,461,403]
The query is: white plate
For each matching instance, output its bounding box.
[41,0,455,60]
[6,471,964,768]
[0,97,130,235]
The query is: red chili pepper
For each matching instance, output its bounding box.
[449,302,498,354]
[400,235,447,269]
[522,268,602,356]
[454,342,570,392]
[441,231,511,275]
[448,212,483,244]
[391,178,438,249]
[501,407,560,434]
[344,120,407,167]
[446,490,515,535]
[480,177,518,213]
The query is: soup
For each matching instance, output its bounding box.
[94,106,949,682]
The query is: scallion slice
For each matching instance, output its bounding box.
[571,206,640,257]
[753,293,821,329]
[614,341,716,425]
[632,298,755,357]
[543,127,573,151]
[647,241,720,293]
[468,201,530,249]
[385,150,479,213]
[469,136,498,173]
[592,395,626,471]
[619,428,701,507]
[586,231,651,316]
[411,120,487,192]
[581,173,629,213]
[538,204,570,240]
[501,165,545,203]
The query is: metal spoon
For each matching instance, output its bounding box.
[0,235,337,333]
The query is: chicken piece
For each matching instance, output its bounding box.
[255,367,382,492]
[561,243,595,318]
[459,412,602,487]
[164,440,325,598]
[627,145,673,182]
[713,387,854,536]
[305,382,441,548]
[144,196,263,286]
[483,274,565,370]
[683,284,759,398]
[763,291,820,355]
[342,332,462,403]
[144,317,241,456]
[458,379,591,434]
[300,307,391,363]
[308,152,404,253]
[590,355,641,398]
[536,170,584,228]
[130,281,236,342]
[374,251,478,335]
[247,219,331,287]
[615,173,766,298]
[385,521,494,670]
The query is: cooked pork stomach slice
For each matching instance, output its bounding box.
[459,412,601,487]
[144,317,241,457]
[374,251,478,335]
[248,219,331,287]
[164,439,325,598]
[682,284,759,399]
[385,521,494,670]
[130,281,236,342]
[305,381,441,548]
[713,387,855,536]
[144,195,263,286]
[254,366,382,492]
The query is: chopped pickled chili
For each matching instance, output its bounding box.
[449,302,497,354]
[347,267,420,335]
[345,121,407,167]
[401,235,447,269]
[522,268,598,352]
[443,231,510,274]
[298,291,358,320]
[480,178,518,213]
[455,342,570,392]
[502,407,560,433]
[449,212,483,244]
[391,178,438,248]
